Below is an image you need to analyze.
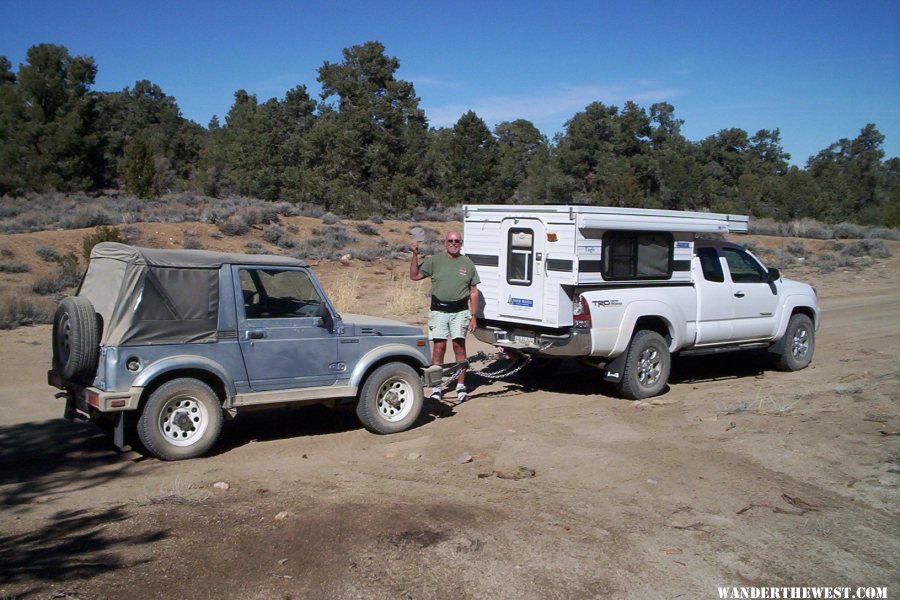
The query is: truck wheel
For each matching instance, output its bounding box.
[53,297,100,381]
[137,378,223,460]
[356,363,424,434]
[617,330,671,400]
[773,314,815,371]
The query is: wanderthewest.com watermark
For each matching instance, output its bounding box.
[717,587,887,599]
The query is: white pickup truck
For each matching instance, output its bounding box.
[464,205,821,399]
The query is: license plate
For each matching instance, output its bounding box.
[514,334,534,345]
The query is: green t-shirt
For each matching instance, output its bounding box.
[419,252,481,302]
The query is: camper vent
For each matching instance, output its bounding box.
[360,327,377,335]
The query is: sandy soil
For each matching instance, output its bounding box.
[0,233,898,599]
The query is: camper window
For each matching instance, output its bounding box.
[601,231,673,280]
[507,228,534,286]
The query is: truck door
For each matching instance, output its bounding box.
[498,219,545,322]
[694,247,734,345]
[720,247,779,341]
[234,266,338,392]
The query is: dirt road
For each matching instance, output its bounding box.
[1,260,898,599]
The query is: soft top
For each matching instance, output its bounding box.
[90,242,307,269]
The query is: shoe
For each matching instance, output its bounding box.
[456,384,468,403]
[429,388,442,402]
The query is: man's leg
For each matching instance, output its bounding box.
[451,338,467,385]
[431,338,448,366]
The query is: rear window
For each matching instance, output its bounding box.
[601,231,673,280]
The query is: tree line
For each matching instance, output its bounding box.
[1,42,897,226]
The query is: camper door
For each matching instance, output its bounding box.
[498,219,545,321]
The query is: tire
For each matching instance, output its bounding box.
[356,363,424,434]
[773,314,815,371]
[616,330,671,400]
[137,378,223,460]
[52,296,100,380]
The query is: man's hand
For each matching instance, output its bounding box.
[410,240,418,253]
[467,315,477,334]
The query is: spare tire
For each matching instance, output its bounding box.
[52,297,100,380]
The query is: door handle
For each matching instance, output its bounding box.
[246,330,266,340]
[734,292,745,298]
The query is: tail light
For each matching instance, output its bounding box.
[573,294,592,329]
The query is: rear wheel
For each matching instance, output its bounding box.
[617,330,671,400]
[356,363,424,434]
[773,314,815,371]
[137,378,223,460]
[52,297,100,380]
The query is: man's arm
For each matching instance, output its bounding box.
[467,284,478,333]
[409,241,425,281]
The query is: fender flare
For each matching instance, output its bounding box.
[768,296,818,354]
[348,344,431,390]
[609,300,683,357]
[132,355,237,399]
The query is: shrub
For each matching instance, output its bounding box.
[322,213,341,225]
[369,215,384,224]
[355,222,379,236]
[0,295,53,328]
[842,239,891,259]
[262,225,296,249]
[218,215,250,236]
[82,225,127,260]
[33,252,83,295]
[866,227,900,241]
[35,246,60,262]
[182,235,204,250]
[784,240,809,258]
[0,260,29,273]
[832,222,866,239]
[244,241,265,254]
[0,248,12,258]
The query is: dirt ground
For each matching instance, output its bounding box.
[0,233,898,599]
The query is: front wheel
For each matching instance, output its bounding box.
[356,363,424,434]
[137,378,223,460]
[616,330,671,400]
[773,314,815,371]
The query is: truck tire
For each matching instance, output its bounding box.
[773,314,815,371]
[137,378,223,460]
[617,330,671,400]
[52,297,100,380]
[356,362,424,434]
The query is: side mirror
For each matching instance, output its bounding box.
[318,305,335,331]
[767,267,781,282]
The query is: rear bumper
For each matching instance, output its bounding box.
[48,370,142,415]
[473,324,592,357]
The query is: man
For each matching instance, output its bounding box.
[410,230,480,402]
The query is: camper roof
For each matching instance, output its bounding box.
[464,204,749,234]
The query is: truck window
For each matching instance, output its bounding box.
[721,248,767,283]
[507,228,534,286]
[601,231,673,280]
[239,268,324,319]
[697,247,724,283]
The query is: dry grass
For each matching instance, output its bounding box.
[327,270,361,313]
[387,273,427,316]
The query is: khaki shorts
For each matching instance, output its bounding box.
[428,310,471,340]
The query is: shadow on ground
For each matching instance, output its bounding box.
[0,419,138,510]
[0,506,164,597]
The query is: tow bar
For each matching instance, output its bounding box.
[422,349,533,390]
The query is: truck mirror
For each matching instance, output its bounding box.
[767,267,781,282]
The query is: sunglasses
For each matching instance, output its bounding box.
[445,239,461,244]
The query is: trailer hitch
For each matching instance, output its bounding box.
[422,349,533,389]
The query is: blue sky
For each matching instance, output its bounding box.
[3,0,898,165]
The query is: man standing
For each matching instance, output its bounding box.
[410,230,480,402]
